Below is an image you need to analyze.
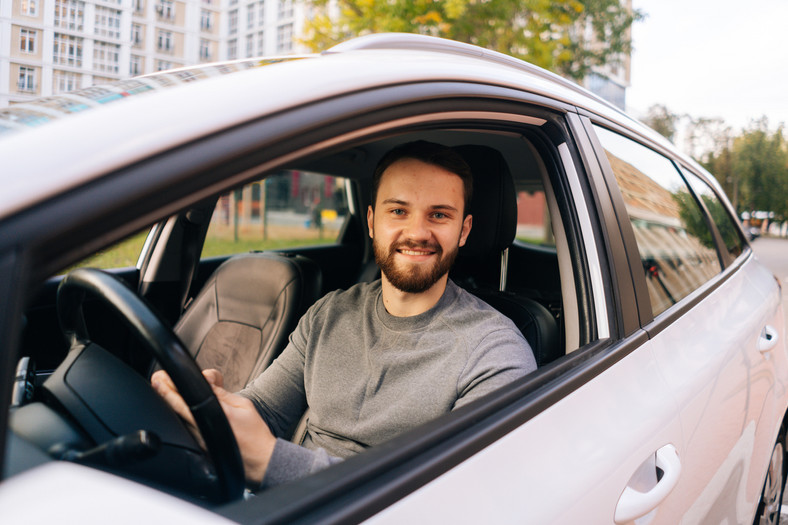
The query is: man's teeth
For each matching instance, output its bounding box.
[400,249,431,255]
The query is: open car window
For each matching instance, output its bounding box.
[202,170,351,259]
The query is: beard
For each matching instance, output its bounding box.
[374,237,460,294]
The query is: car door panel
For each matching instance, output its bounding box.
[647,255,786,524]
[363,337,684,524]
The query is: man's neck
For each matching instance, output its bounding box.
[380,274,449,317]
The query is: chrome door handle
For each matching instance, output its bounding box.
[615,444,681,524]
[758,325,779,353]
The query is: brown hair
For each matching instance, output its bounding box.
[370,140,473,215]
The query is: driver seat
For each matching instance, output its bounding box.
[173,252,322,392]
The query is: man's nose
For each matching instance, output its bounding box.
[404,214,431,240]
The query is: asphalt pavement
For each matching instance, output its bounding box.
[750,237,788,330]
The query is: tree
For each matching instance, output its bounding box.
[642,104,680,142]
[732,118,788,219]
[302,0,643,81]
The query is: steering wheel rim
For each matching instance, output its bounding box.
[57,267,245,503]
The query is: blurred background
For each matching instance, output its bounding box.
[1,0,785,234]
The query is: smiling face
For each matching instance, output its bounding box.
[368,158,472,295]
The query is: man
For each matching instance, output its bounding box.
[153,141,537,490]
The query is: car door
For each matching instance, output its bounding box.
[349,110,688,525]
[586,118,788,524]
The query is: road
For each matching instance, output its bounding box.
[750,237,788,330]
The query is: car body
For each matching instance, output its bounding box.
[0,33,785,524]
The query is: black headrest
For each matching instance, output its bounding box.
[454,145,517,260]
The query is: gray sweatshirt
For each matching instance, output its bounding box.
[239,279,536,488]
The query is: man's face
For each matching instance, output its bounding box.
[367,158,472,294]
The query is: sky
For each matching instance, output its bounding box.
[627,0,788,134]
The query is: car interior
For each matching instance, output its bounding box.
[11,123,594,505]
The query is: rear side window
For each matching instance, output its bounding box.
[202,170,349,258]
[593,125,721,317]
[679,167,744,260]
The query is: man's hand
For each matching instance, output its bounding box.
[151,369,276,487]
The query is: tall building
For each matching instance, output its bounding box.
[0,0,306,107]
[581,0,632,110]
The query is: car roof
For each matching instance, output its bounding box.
[0,33,677,222]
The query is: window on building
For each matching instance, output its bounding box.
[20,28,37,53]
[157,30,173,52]
[156,60,173,71]
[133,0,144,13]
[247,7,255,29]
[130,55,142,75]
[200,9,213,31]
[227,38,237,59]
[258,0,265,23]
[95,6,122,39]
[94,41,120,74]
[17,67,37,93]
[257,30,264,54]
[54,0,85,31]
[278,0,292,19]
[132,24,143,46]
[156,0,174,21]
[245,35,254,57]
[21,0,38,16]
[53,34,83,67]
[199,39,211,60]
[594,124,722,317]
[228,9,238,35]
[276,23,292,53]
[53,70,79,94]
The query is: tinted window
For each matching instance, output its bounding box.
[514,177,554,248]
[203,170,349,258]
[679,167,744,261]
[594,125,721,316]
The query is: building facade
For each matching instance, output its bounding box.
[0,0,305,107]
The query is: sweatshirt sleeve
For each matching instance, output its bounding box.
[454,326,536,410]
[259,439,343,489]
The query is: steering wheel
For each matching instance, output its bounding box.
[55,268,245,503]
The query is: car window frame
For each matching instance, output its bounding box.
[578,113,752,335]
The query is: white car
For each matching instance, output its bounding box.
[0,34,785,524]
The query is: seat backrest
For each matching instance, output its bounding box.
[174,252,322,392]
[452,144,562,367]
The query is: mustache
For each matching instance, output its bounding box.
[391,240,442,254]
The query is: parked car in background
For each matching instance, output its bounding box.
[0,34,785,524]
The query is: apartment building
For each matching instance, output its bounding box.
[0,0,305,107]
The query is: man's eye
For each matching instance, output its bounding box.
[433,212,447,219]
[391,209,405,215]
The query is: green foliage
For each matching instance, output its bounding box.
[702,118,788,220]
[642,104,680,142]
[302,0,643,81]
[674,190,715,250]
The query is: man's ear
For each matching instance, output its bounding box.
[458,214,472,247]
[367,205,374,239]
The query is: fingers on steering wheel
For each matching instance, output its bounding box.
[202,369,224,389]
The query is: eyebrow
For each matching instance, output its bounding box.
[380,198,459,213]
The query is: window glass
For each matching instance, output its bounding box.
[594,125,721,316]
[63,230,148,273]
[679,167,743,261]
[202,170,349,258]
[513,178,554,247]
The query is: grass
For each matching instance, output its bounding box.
[67,228,340,271]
